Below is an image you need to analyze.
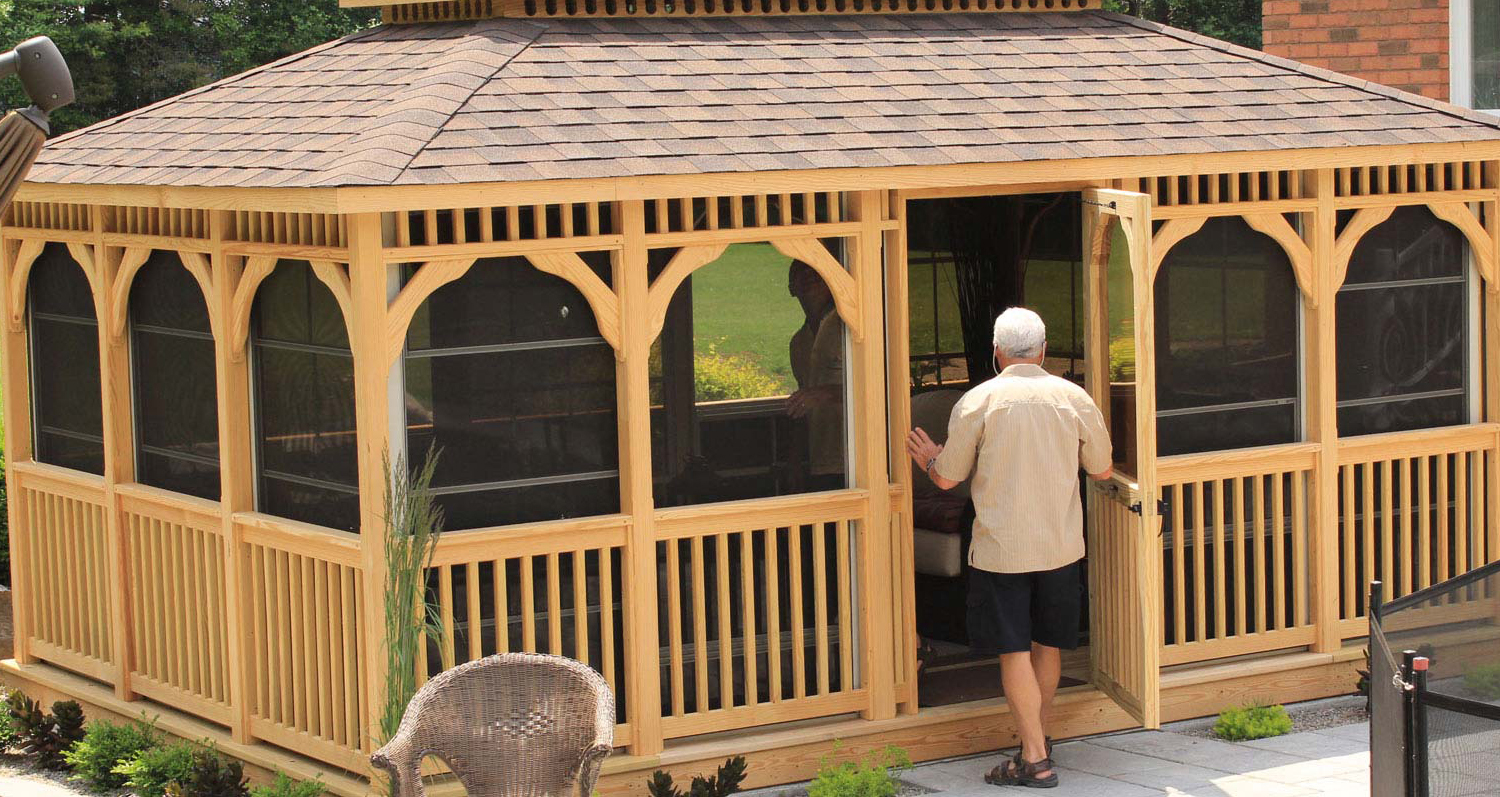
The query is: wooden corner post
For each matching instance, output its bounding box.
[853,190,896,721]
[1307,169,1342,653]
[95,208,137,699]
[210,210,256,742]
[349,212,391,761]
[0,235,35,664]
[616,199,665,755]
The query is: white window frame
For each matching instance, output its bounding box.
[1451,0,1500,114]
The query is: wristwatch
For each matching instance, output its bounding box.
[924,457,938,478]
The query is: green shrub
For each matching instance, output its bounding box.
[807,745,911,797]
[1213,704,1293,742]
[1108,335,1135,382]
[115,740,198,797]
[163,746,248,797]
[250,773,325,797]
[66,718,162,789]
[0,688,17,751]
[647,756,747,797]
[1464,663,1500,699]
[694,345,782,402]
[9,693,86,770]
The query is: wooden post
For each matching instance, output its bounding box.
[616,200,665,755]
[210,210,256,742]
[95,210,136,699]
[852,190,896,721]
[1308,170,1343,652]
[349,213,391,757]
[0,236,35,664]
[1487,160,1500,565]
[882,191,919,715]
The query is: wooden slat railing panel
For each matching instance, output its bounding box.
[1159,445,1316,665]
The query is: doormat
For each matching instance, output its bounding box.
[917,655,1085,707]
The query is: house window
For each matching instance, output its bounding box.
[1336,206,1471,437]
[1453,0,1499,111]
[1154,217,1302,456]
[651,242,849,508]
[251,260,358,531]
[29,243,103,475]
[130,252,220,500]
[402,255,620,530]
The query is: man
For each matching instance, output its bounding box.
[906,307,1112,790]
[787,260,845,490]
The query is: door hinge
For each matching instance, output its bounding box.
[1128,497,1172,523]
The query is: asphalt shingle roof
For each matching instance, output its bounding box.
[27,10,1500,188]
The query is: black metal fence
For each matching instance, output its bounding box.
[1370,560,1500,797]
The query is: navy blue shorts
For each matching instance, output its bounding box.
[966,560,1082,656]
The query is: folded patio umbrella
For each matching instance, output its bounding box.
[0,36,73,214]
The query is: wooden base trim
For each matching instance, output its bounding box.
[29,640,115,683]
[128,674,234,727]
[1161,626,1318,666]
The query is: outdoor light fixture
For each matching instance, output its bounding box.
[0,36,74,213]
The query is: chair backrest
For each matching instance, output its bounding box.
[378,652,614,797]
[909,388,970,499]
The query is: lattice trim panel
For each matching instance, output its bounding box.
[1334,161,1494,198]
[644,192,848,235]
[392,203,616,247]
[105,206,211,238]
[1136,170,1306,208]
[384,0,1092,22]
[227,212,346,247]
[4,202,93,232]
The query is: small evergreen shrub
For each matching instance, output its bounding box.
[250,772,325,797]
[0,688,18,751]
[807,745,912,797]
[115,740,198,797]
[65,717,162,789]
[1463,663,1500,700]
[1213,704,1293,742]
[647,756,747,797]
[163,746,249,797]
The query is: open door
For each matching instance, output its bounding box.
[1081,188,1163,728]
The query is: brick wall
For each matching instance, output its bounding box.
[1263,0,1449,100]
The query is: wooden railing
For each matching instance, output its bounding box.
[422,516,633,746]
[1335,425,1499,637]
[119,485,232,725]
[1156,444,1317,665]
[238,514,368,770]
[11,463,115,681]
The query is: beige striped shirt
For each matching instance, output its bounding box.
[932,363,1112,574]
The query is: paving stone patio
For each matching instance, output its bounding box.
[897,722,1381,797]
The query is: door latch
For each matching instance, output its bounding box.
[1128,498,1172,533]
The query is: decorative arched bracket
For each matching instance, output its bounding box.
[309,260,353,342]
[1243,213,1317,308]
[7,239,45,332]
[768,237,862,342]
[1427,201,1499,292]
[384,258,477,368]
[1147,217,1206,283]
[107,248,153,339]
[228,256,279,362]
[527,252,622,357]
[1331,206,1395,292]
[647,244,728,342]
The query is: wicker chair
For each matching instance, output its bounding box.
[371,652,615,797]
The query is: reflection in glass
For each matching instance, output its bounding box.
[1336,206,1469,437]
[1154,217,1300,456]
[131,252,220,499]
[1101,217,1138,475]
[1476,0,1499,109]
[252,261,358,531]
[29,243,104,475]
[403,255,619,530]
[651,243,848,508]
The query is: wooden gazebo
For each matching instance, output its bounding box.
[4,2,1500,793]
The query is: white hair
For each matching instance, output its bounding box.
[992,307,1046,359]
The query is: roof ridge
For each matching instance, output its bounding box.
[317,19,549,186]
[1091,10,1500,133]
[44,23,394,149]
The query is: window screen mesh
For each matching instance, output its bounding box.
[29,242,104,475]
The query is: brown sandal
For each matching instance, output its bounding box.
[984,752,1058,789]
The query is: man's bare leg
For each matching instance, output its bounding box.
[1031,642,1062,730]
[999,651,1053,778]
